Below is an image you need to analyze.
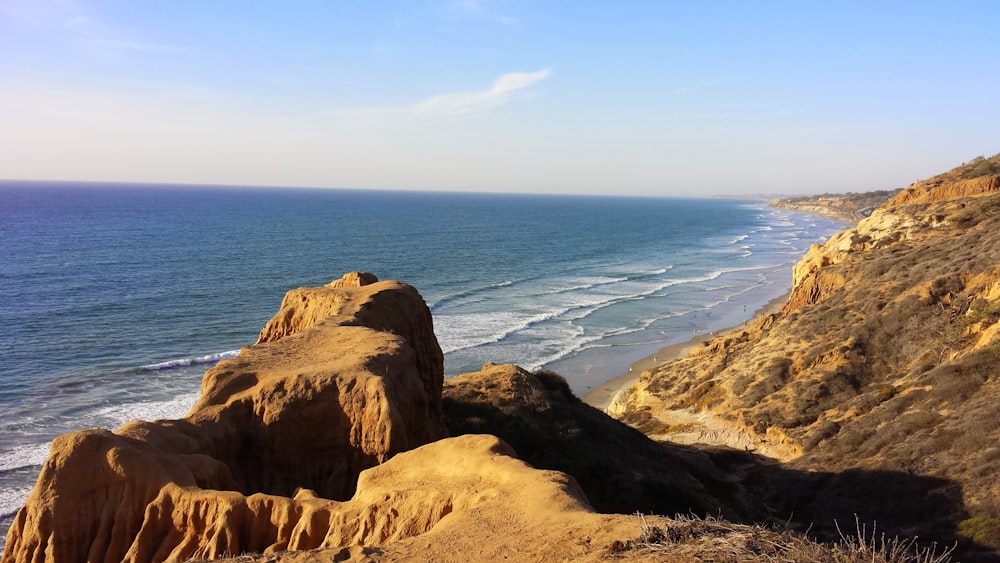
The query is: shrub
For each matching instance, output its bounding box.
[956,515,1000,550]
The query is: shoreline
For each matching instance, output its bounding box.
[581,292,789,411]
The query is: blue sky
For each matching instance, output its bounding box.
[1,1,997,196]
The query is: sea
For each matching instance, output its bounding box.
[0,182,844,541]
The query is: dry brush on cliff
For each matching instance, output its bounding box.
[611,159,1000,559]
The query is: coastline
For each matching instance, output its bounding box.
[582,292,789,411]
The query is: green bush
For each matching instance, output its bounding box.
[956,514,1000,549]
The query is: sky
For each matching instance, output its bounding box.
[1,1,998,197]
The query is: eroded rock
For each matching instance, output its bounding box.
[2,273,447,563]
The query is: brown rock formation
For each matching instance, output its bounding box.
[888,174,1000,206]
[118,434,594,561]
[2,273,448,563]
[11,431,635,563]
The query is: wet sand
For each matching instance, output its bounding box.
[582,292,789,411]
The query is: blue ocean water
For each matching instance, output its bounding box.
[0,182,844,537]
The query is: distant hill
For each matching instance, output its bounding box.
[771,189,902,222]
[772,153,1000,223]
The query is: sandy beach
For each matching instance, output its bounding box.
[582,292,789,411]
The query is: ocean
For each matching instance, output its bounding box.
[0,182,844,540]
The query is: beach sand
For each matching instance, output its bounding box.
[582,292,789,411]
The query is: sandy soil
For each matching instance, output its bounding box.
[582,293,789,411]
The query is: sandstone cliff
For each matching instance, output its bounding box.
[2,273,449,562]
[611,157,1000,554]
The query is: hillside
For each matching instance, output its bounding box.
[611,153,1000,558]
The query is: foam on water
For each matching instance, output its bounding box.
[143,358,193,370]
[1,385,202,450]
[566,273,722,321]
[550,276,630,294]
[436,270,729,356]
[526,321,658,370]
[429,279,518,310]
[196,350,240,363]
[641,266,672,276]
[445,266,779,373]
[433,245,808,365]
[0,487,34,519]
[0,443,51,474]
[90,391,201,429]
[142,350,240,371]
[0,383,204,532]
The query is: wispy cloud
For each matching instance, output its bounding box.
[321,69,551,122]
[411,69,550,120]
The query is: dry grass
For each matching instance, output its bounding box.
[949,192,1000,225]
[956,154,1000,180]
[609,513,955,563]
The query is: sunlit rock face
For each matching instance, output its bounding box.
[2,272,448,563]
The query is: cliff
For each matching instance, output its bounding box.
[611,156,1000,555]
[2,273,449,562]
